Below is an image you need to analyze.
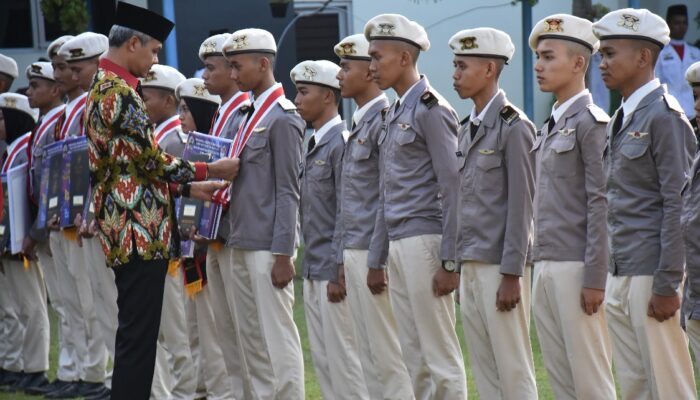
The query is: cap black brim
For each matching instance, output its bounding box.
[599,34,664,49]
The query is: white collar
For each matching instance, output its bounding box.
[398,79,422,105]
[353,93,387,127]
[670,39,685,46]
[311,115,343,145]
[155,114,180,132]
[469,89,502,125]
[252,82,283,110]
[41,104,66,123]
[65,92,87,111]
[551,89,589,124]
[621,78,660,122]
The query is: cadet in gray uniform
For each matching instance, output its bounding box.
[449,28,537,400]
[22,62,65,395]
[593,8,697,398]
[682,62,700,361]
[140,63,198,400]
[223,29,306,399]
[292,59,369,400]
[334,33,414,400]
[0,93,49,393]
[48,32,110,400]
[196,33,252,400]
[364,14,467,399]
[529,14,616,400]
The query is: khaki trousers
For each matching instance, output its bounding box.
[303,278,369,400]
[184,293,208,399]
[36,240,78,381]
[151,266,196,399]
[4,259,49,372]
[343,249,414,400]
[605,274,696,399]
[388,235,467,400]
[460,261,537,400]
[0,268,22,372]
[532,261,615,400]
[60,233,106,382]
[228,248,304,400]
[686,319,700,364]
[206,246,251,399]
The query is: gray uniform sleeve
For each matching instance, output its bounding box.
[269,113,304,256]
[416,105,459,261]
[368,148,389,270]
[579,120,609,289]
[651,112,695,296]
[330,139,345,282]
[500,121,536,276]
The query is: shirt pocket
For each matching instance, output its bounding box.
[544,135,578,178]
[309,162,334,193]
[618,140,654,182]
[396,129,416,146]
[475,154,503,193]
[351,140,372,161]
[244,135,269,164]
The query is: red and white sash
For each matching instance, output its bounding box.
[154,115,182,145]
[212,84,285,205]
[58,93,87,140]
[3,132,31,173]
[210,91,250,138]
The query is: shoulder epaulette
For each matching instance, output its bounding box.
[380,107,389,121]
[460,116,470,126]
[586,104,611,123]
[662,93,683,113]
[500,105,520,126]
[420,90,438,109]
[277,98,297,112]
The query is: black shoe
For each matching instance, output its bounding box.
[44,382,82,399]
[78,381,107,397]
[0,370,22,388]
[4,371,29,392]
[84,386,110,400]
[17,371,49,392]
[26,379,71,395]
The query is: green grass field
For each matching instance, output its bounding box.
[3,269,699,399]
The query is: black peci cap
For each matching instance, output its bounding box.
[666,4,687,20]
[114,1,174,43]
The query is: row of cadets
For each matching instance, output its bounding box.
[291,59,369,399]
[0,53,22,391]
[449,26,538,398]
[527,13,616,400]
[173,77,232,400]
[138,63,199,399]
[194,31,252,400]
[220,28,307,399]
[362,14,468,398]
[592,9,697,399]
[51,31,113,400]
[0,93,48,393]
[22,60,67,396]
[333,33,416,399]
[684,60,700,382]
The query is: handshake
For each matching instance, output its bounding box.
[188,157,241,202]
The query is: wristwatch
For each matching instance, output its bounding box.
[442,260,457,273]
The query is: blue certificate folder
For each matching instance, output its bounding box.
[178,132,233,256]
[37,140,65,229]
[60,136,89,228]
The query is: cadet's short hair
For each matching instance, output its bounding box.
[254,53,276,69]
[632,40,661,66]
[108,25,152,48]
[332,88,342,106]
[564,41,592,71]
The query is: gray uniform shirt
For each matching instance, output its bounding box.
[370,77,459,268]
[28,105,64,242]
[157,125,186,157]
[225,87,305,256]
[532,93,610,289]
[455,91,535,276]
[301,119,346,282]
[606,85,696,296]
[338,96,389,265]
[682,156,700,319]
